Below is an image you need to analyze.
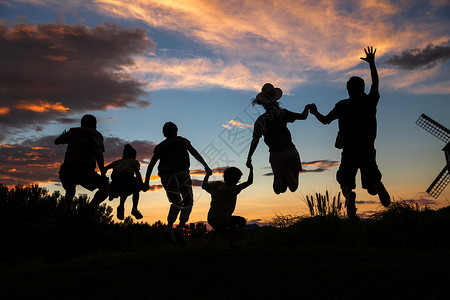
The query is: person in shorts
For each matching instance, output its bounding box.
[310,46,390,218]
[247,83,312,194]
[143,122,212,243]
[105,144,143,220]
[202,164,253,249]
[54,114,109,215]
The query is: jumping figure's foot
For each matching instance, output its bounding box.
[376,181,391,207]
[164,227,176,243]
[345,192,357,219]
[174,225,187,244]
[131,209,143,219]
[117,205,124,220]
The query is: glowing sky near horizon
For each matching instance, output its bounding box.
[0,0,449,224]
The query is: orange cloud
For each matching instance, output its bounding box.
[15,99,70,113]
[302,160,340,170]
[0,107,10,115]
[96,0,449,93]
[45,55,68,62]
[222,120,253,130]
[0,135,155,186]
[149,175,160,181]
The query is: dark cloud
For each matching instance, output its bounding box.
[247,219,268,226]
[191,179,203,188]
[263,160,340,176]
[356,200,378,205]
[0,134,156,186]
[0,20,155,140]
[147,184,164,191]
[384,42,450,70]
[410,193,439,206]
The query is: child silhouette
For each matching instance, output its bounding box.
[105,144,143,220]
[202,164,253,249]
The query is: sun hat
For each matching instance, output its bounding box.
[255,83,283,104]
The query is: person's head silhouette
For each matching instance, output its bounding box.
[163,121,178,137]
[252,83,282,110]
[346,76,365,98]
[81,114,97,129]
[223,167,243,186]
[122,144,137,159]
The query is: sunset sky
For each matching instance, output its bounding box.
[1,0,449,225]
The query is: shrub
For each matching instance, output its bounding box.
[305,191,344,217]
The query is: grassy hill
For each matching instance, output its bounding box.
[1,184,450,299]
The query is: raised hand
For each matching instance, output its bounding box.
[360,46,376,63]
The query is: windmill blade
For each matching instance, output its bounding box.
[416,114,450,143]
[427,166,450,198]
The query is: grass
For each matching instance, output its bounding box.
[1,185,450,299]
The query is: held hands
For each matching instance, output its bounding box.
[360,46,376,63]
[307,103,317,114]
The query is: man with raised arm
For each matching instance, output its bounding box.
[310,46,390,218]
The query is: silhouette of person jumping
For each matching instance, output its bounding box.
[202,164,253,249]
[143,122,212,243]
[105,144,143,220]
[54,114,109,216]
[247,83,312,194]
[310,46,391,218]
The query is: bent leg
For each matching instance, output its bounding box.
[360,152,390,207]
[161,174,183,226]
[286,171,299,192]
[229,216,246,247]
[64,187,75,212]
[90,178,110,207]
[179,173,194,226]
[337,153,358,218]
[273,173,287,194]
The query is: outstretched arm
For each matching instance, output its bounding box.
[143,153,160,189]
[95,152,106,176]
[134,164,143,184]
[202,172,210,189]
[309,103,335,125]
[360,46,378,94]
[187,143,212,175]
[246,137,259,168]
[293,104,310,120]
[238,163,253,190]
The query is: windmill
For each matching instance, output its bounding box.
[416,114,450,198]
